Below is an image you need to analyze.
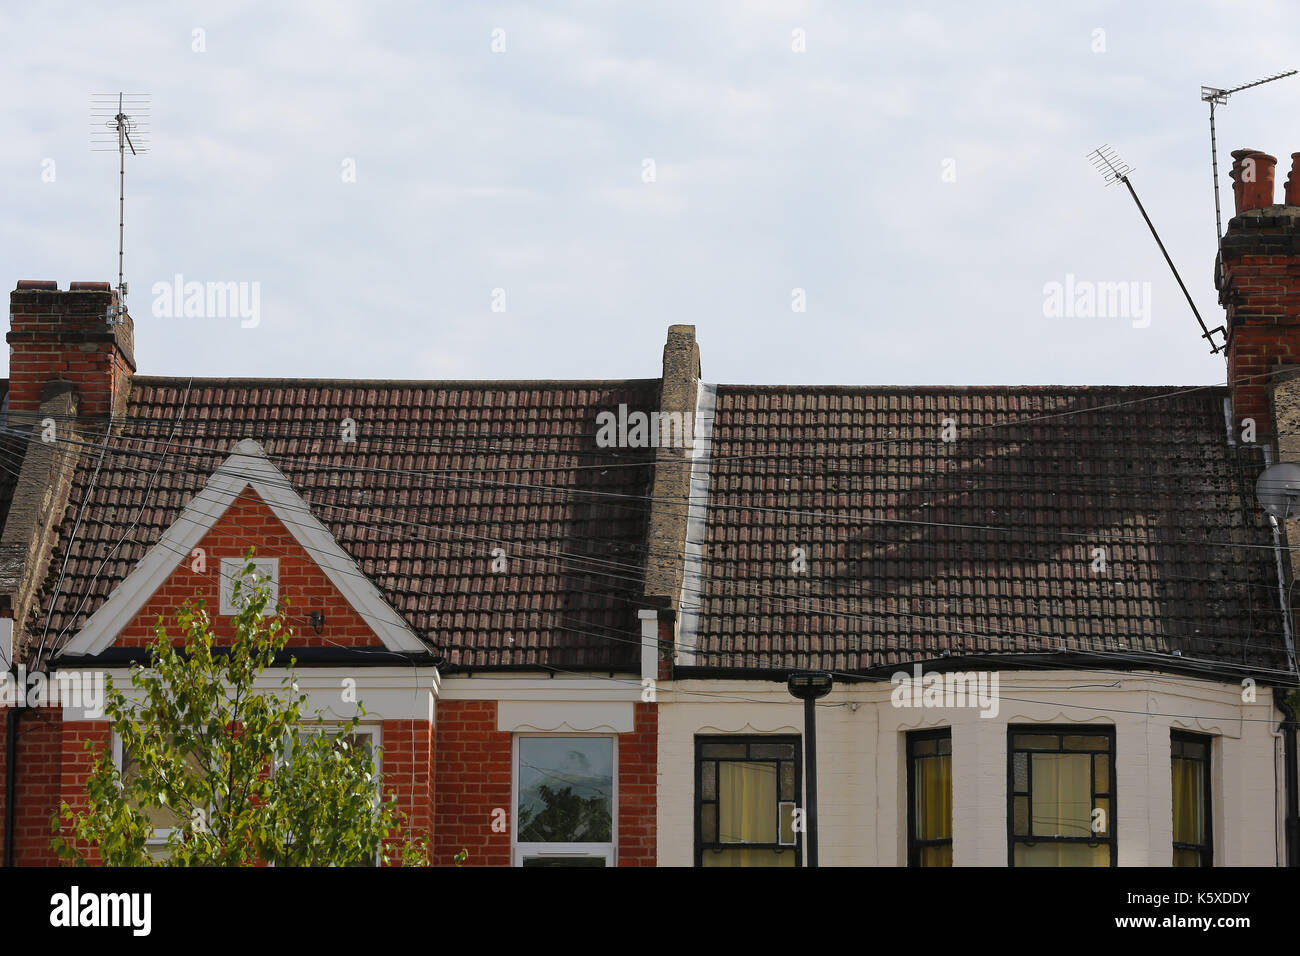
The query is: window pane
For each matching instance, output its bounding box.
[1172,758,1205,845]
[701,803,717,843]
[750,743,795,760]
[1013,842,1110,866]
[516,737,613,844]
[1180,740,1207,760]
[780,762,796,801]
[702,743,747,758]
[913,738,936,756]
[1062,735,1110,751]
[1030,753,1092,837]
[779,802,796,845]
[913,755,952,841]
[937,736,951,755]
[701,848,796,867]
[718,762,778,844]
[122,748,205,831]
[701,761,716,800]
[1093,797,1110,837]
[1173,847,1203,867]
[1094,753,1110,794]
[1013,795,1029,835]
[1013,752,1029,793]
[1013,734,1058,750]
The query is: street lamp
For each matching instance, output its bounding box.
[787,670,833,867]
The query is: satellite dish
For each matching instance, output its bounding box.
[1256,462,1300,518]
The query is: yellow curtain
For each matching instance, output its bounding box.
[1172,759,1204,849]
[1014,842,1109,866]
[718,762,777,844]
[914,755,952,843]
[1031,753,1091,837]
[701,848,796,867]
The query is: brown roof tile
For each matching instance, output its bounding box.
[36,377,658,671]
[692,385,1287,675]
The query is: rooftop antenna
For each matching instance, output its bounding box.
[1087,144,1225,353]
[1202,71,1297,287]
[90,92,150,325]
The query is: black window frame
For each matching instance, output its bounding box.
[694,735,803,867]
[1171,730,1213,867]
[1007,724,1117,867]
[906,728,954,867]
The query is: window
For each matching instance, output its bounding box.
[513,735,615,867]
[113,734,207,861]
[1172,732,1212,867]
[907,730,953,866]
[1008,726,1115,866]
[278,725,383,866]
[219,557,278,616]
[695,736,801,867]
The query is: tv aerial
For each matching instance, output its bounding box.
[1087,144,1225,353]
[1202,70,1297,286]
[90,92,150,325]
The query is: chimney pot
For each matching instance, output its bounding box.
[68,281,111,291]
[1230,148,1278,213]
[1285,152,1300,206]
[15,280,57,291]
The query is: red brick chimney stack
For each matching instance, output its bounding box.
[6,280,136,421]
[1219,148,1300,439]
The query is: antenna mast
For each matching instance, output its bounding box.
[1087,144,1225,353]
[1201,71,1296,286]
[91,92,150,324]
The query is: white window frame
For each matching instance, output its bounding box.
[218,557,279,616]
[512,733,617,867]
[111,731,210,858]
[277,722,384,865]
[113,721,384,861]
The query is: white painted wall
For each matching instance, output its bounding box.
[657,670,1283,867]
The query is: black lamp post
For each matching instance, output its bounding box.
[787,670,833,867]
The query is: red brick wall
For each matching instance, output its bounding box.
[433,698,658,867]
[57,721,111,865]
[381,718,435,859]
[0,707,71,865]
[618,702,658,866]
[433,700,512,866]
[115,489,384,648]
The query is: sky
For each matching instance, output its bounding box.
[2,0,1299,387]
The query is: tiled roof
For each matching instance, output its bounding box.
[35,378,657,671]
[691,385,1288,675]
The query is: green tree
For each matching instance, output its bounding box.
[52,552,429,866]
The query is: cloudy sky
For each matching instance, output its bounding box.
[2,1,1298,386]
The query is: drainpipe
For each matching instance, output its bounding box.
[1261,447,1300,864]
[1278,694,1300,867]
[1264,447,1299,675]
[3,699,21,868]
